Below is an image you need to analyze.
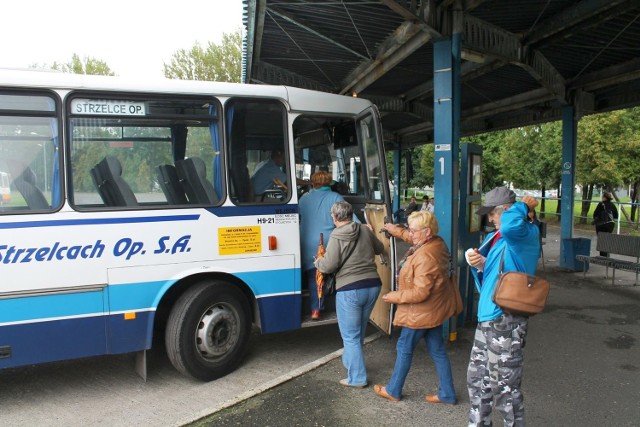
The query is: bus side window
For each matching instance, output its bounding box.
[226,98,288,204]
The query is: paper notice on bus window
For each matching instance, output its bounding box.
[218,226,262,255]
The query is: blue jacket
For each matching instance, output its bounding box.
[470,201,540,322]
[299,187,345,271]
[299,187,361,271]
[251,159,287,195]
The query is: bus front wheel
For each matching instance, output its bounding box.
[165,281,251,381]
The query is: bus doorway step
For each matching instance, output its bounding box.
[301,311,338,328]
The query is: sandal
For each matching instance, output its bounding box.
[373,384,399,402]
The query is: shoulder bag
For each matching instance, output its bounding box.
[492,248,550,316]
[450,273,464,316]
[448,257,464,316]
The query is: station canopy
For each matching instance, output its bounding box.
[242,0,640,147]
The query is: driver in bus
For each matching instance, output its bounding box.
[251,150,287,199]
[251,149,310,201]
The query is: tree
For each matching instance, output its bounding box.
[417,144,434,188]
[46,54,116,76]
[575,109,640,223]
[163,30,242,82]
[500,127,541,190]
[608,108,640,224]
[499,123,562,217]
[384,144,432,197]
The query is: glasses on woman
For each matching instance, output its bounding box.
[408,227,425,235]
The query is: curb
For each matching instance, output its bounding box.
[181,331,384,426]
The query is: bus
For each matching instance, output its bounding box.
[0,69,394,381]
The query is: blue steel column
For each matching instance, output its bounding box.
[559,105,578,268]
[433,34,460,340]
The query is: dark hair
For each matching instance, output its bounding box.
[331,180,349,195]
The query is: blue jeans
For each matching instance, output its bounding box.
[336,286,381,386]
[305,269,324,312]
[386,325,456,403]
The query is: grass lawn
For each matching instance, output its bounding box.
[520,198,639,236]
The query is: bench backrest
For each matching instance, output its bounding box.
[596,233,640,259]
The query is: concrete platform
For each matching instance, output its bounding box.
[1,226,638,426]
[196,225,640,426]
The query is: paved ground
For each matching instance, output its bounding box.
[1,226,638,426]
[193,225,640,426]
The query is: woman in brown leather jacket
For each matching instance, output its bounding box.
[373,210,459,404]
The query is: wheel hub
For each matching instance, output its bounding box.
[196,304,238,359]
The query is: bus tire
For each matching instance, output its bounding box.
[165,281,251,381]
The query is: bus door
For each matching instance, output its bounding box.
[356,107,394,335]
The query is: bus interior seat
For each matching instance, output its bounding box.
[175,157,218,205]
[90,156,138,207]
[13,167,49,209]
[156,164,189,204]
[229,165,253,203]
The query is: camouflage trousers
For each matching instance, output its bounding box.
[467,313,528,427]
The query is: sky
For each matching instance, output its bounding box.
[1,0,244,78]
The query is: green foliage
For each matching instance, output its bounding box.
[500,123,562,191]
[385,146,431,189]
[163,30,242,82]
[456,107,639,198]
[577,108,640,189]
[47,54,116,76]
[417,145,434,188]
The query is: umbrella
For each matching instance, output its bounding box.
[315,233,326,301]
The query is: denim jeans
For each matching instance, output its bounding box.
[386,325,457,403]
[305,269,324,312]
[336,286,381,386]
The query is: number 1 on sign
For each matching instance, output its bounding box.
[438,157,445,175]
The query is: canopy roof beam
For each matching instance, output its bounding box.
[266,6,370,61]
[463,16,566,101]
[251,62,333,92]
[339,0,443,95]
[524,0,637,47]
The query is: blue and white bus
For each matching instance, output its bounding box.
[0,69,394,381]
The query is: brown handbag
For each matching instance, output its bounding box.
[492,249,550,316]
[450,273,464,316]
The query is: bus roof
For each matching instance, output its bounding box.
[0,68,373,115]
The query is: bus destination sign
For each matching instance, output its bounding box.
[71,99,146,116]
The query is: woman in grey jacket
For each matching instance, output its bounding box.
[315,201,384,388]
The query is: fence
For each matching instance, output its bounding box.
[531,197,639,233]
